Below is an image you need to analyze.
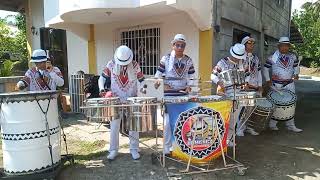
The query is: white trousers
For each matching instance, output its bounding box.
[109,118,139,152]
[269,82,296,128]
[163,113,172,153]
[228,104,242,141]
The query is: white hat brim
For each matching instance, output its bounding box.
[230,48,245,60]
[114,51,133,66]
[30,58,47,63]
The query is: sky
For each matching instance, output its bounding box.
[0,0,317,19]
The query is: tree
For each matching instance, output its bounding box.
[292,1,320,67]
[0,13,28,76]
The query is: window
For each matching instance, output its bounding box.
[117,26,160,76]
[232,28,250,44]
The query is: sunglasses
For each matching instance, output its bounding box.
[174,43,186,49]
[246,41,255,45]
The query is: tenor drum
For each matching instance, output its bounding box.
[247,98,274,133]
[267,90,296,121]
[85,97,120,121]
[0,91,61,175]
[125,97,157,132]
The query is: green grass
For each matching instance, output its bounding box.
[63,139,107,164]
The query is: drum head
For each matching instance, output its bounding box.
[267,90,296,106]
[0,90,57,103]
[256,98,274,109]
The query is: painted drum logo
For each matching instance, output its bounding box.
[174,106,225,159]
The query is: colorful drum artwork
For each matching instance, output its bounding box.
[165,96,232,164]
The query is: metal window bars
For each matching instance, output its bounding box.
[115,25,160,76]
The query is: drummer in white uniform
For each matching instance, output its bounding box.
[236,36,262,136]
[154,34,195,155]
[211,43,246,146]
[16,49,64,91]
[98,45,145,160]
[263,37,302,132]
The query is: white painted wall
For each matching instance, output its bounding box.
[95,12,199,77]
[43,0,60,25]
[29,0,45,50]
[66,31,89,74]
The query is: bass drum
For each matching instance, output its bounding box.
[267,89,296,121]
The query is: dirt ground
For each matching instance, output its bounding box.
[1,76,320,180]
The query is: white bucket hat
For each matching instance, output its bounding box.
[278,36,291,45]
[114,45,133,66]
[171,34,186,44]
[241,36,255,45]
[230,43,246,60]
[30,49,47,63]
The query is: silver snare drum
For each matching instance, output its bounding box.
[195,95,225,103]
[164,96,189,104]
[126,97,158,132]
[230,92,256,106]
[85,97,120,122]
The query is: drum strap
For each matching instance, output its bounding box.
[35,95,55,172]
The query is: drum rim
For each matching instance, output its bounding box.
[0,90,58,103]
[267,89,297,105]
[87,97,120,102]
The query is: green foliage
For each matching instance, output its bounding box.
[0,60,17,77]
[0,13,28,76]
[292,1,320,67]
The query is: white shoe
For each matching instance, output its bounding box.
[236,131,244,137]
[107,150,118,160]
[131,149,140,160]
[270,126,279,131]
[246,128,259,136]
[287,126,303,133]
[164,147,171,155]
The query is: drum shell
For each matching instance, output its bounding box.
[0,94,61,175]
[271,103,296,121]
[125,97,157,132]
[248,107,273,133]
[85,98,120,121]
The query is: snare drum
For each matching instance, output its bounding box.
[229,92,256,106]
[125,97,157,132]
[267,90,296,121]
[164,96,189,104]
[0,91,61,175]
[247,98,274,133]
[85,97,120,122]
[195,95,224,103]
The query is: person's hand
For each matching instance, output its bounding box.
[243,83,250,90]
[99,89,106,97]
[16,81,25,91]
[266,80,272,87]
[185,86,192,93]
[258,86,263,97]
[216,81,225,95]
[164,84,172,91]
[43,76,50,83]
[104,91,113,98]
[293,75,299,80]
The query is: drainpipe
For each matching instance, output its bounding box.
[288,0,292,37]
[260,0,265,62]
